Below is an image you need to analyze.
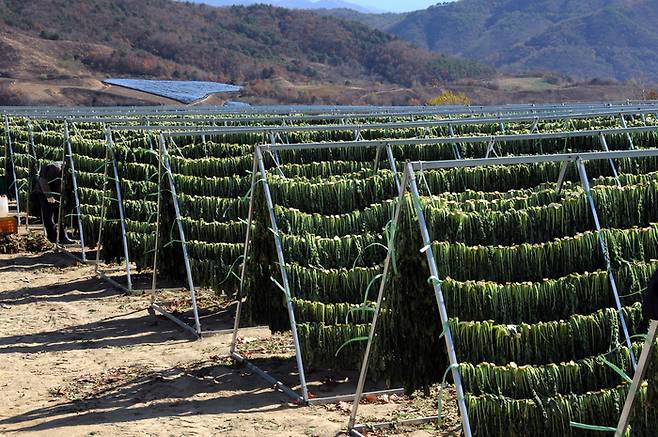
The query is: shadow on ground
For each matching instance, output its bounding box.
[0,340,379,433]
[1,246,241,329]
[0,359,300,432]
[0,309,192,354]
[0,251,78,272]
[1,274,119,307]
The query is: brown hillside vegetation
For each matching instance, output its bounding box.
[0,0,493,86]
[0,0,648,106]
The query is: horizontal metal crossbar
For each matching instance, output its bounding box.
[256,125,658,152]
[103,106,658,136]
[5,101,658,121]
[2,101,646,114]
[410,148,658,170]
[306,388,405,405]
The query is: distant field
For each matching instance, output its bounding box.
[496,77,561,92]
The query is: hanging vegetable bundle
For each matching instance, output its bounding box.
[285,263,381,304]
[460,344,640,399]
[292,298,375,325]
[280,232,385,269]
[275,200,395,238]
[432,224,658,282]
[269,171,396,215]
[296,322,370,370]
[449,305,646,366]
[442,260,657,324]
[465,384,657,437]
[425,181,658,246]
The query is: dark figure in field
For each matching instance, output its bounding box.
[3,156,15,198]
[644,268,658,321]
[33,162,74,244]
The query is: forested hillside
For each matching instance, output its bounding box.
[0,0,493,87]
[326,0,658,82]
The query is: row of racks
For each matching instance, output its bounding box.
[2,101,658,436]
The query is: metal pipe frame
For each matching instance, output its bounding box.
[5,101,657,120]
[63,121,87,261]
[55,127,68,252]
[348,168,409,430]
[94,143,112,277]
[555,161,569,194]
[407,163,472,435]
[372,144,383,172]
[575,159,637,370]
[145,134,234,338]
[151,302,198,337]
[349,148,658,436]
[148,133,203,338]
[227,146,306,402]
[231,351,302,402]
[260,125,658,153]
[52,126,230,339]
[25,120,38,230]
[348,164,473,436]
[615,319,658,436]
[385,144,401,194]
[16,114,646,279]
[229,153,259,356]
[150,134,163,303]
[448,123,463,160]
[5,106,655,413]
[619,113,635,149]
[115,103,658,127]
[162,135,202,334]
[252,145,309,402]
[7,107,654,175]
[109,137,133,292]
[228,141,407,405]
[91,127,136,294]
[409,147,658,170]
[598,133,622,187]
[43,125,136,295]
[2,111,652,209]
[413,146,657,368]
[132,107,658,137]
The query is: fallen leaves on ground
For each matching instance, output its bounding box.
[0,233,52,254]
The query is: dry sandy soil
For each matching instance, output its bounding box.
[0,245,460,436]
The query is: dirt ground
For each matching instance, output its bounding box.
[0,246,460,437]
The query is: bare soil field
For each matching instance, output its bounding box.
[0,247,459,436]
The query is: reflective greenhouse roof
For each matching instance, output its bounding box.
[104,79,242,104]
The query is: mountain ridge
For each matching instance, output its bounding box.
[323,0,658,82]
[0,0,493,87]
[180,0,384,14]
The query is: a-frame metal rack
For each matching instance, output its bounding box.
[347,147,658,436]
[227,125,656,408]
[228,141,405,405]
[99,127,214,338]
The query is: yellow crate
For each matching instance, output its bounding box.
[0,216,18,235]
